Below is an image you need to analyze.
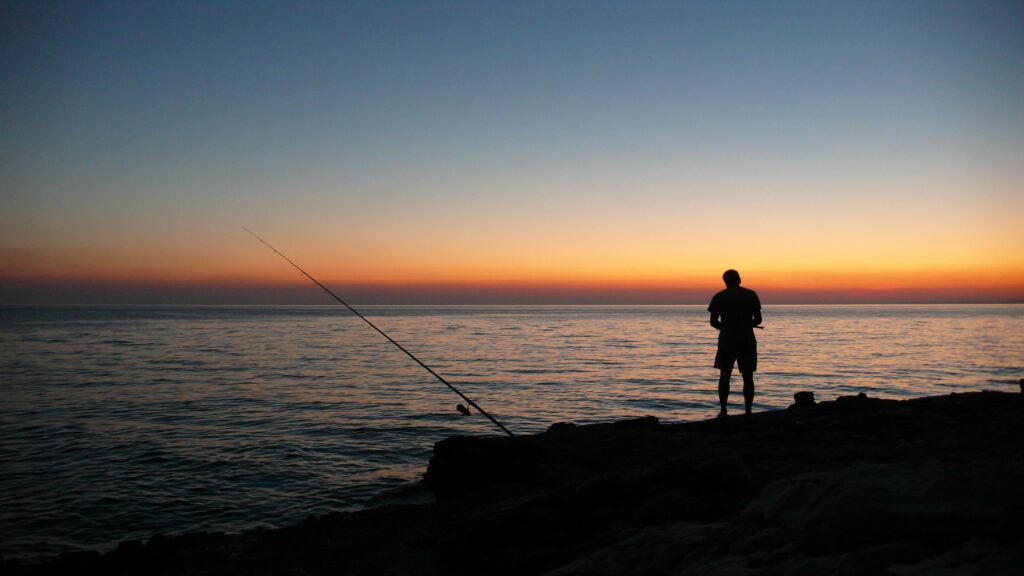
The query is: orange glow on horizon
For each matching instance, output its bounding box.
[3,266,1022,305]
[3,222,1022,303]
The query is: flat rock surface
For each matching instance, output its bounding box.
[7,391,1024,575]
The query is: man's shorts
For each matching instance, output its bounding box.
[714,337,757,373]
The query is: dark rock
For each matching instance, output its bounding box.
[688,456,752,498]
[632,488,698,524]
[424,436,542,500]
[729,526,789,556]
[112,539,144,555]
[888,539,1022,575]
[791,391,816,408]
[836,541,927,575]
[15,391,1024,576]
[547,422,576,433]
[612,416,659,429]
[834,391,884,410]
[48,550,102,574]
[834,391,870,402]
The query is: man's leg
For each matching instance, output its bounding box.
[741,371,754,415]
[718,365,732,417]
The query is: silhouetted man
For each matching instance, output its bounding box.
[708,269,761,418]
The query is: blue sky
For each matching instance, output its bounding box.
[2,1,1022,303]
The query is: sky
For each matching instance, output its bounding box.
[2,0,1022,304]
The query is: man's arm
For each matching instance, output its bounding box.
[708,294,721,330]
[752,292,762,327]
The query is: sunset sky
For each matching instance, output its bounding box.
[2,1,1022,304]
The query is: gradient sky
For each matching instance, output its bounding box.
[2,1,1022,304]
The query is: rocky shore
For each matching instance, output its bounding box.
[6,390,1023,575]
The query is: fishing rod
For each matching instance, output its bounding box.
[243,227,515,438]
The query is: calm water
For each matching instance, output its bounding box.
[1,305,1022,560]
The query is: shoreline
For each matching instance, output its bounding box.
[6,389,1024,574]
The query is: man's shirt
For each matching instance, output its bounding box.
[708,286,761,341]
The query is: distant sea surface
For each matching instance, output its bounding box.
[1,304,1022,560]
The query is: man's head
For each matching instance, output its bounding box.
[722,269,741,287]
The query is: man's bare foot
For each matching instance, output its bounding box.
[717,410,727,420]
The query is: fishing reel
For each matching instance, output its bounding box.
[456,403,471,416]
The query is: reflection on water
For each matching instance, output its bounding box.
[0,305,1021,560]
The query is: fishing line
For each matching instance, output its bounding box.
[244,227,515,437]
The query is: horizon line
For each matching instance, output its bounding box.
[2,275,1022,306]
[2,297,1024,307]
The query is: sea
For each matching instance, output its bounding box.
[1,304,1022,561]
